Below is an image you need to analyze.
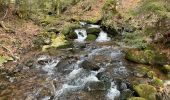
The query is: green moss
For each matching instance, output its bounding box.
[125,49,168,65]
[151,77,164,87]
[61,22,81,39]
[86,34,97,41]
[42,34,68,51]
[128,97,146,100]
[0,55,13,66]
[147,71,157,78]
[86,28,100,35]
[134,84,157,100]
[162,65,170,74]
[0,56,7,66]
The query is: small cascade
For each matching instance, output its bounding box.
[74,22,111,42]
[74,29,87,42]
[96,30,111,42]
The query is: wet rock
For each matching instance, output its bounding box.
[134,84,157,100]
[96,72,112,82]
[119,89,134,100]
[85,34,97,41]
[84,81,111,91]
[55,59,74,74]
[81,60,100,71]
[93,55,112,63]
[115,79,132,92]
[128,97,146,100]
[86,28,100,35]
[125,49,168,65]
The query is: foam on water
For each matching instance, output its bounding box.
[107,82,120,100]
[74,29,87,42]
[89,24,100,28]
[96,30,111,42]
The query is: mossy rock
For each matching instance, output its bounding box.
[86,28,100,35]
[150,77,164,87]
[125,49,168,65]
[128,97,146,100]
[42,34,68,51]
[134,84,157,100]
[147,71,157,78]
[86,34,97,41]
[61,23,81,39]
[162,65,170,74]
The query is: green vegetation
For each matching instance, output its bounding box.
[86,34,97,41]
[134,84,157,100]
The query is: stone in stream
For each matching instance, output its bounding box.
[84,81,111,91]
[85,34,97,41]
[86,28,101,36]
[55,59,75,74]
[81,60,100,71]
[119,89,134,100]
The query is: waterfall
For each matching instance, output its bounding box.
[74,29,87,42]
[75,22,111,42]
[96,30,111,42]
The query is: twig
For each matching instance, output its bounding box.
[0,44,16,60]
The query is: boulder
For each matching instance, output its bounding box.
[84,81,111,91]
[81,60,100,71]
[162,65,170,75]
[86,28,100,35]
[85,34,97,41]
[119,89,134,100]
[134,84,157,100]
[125,49,168,65]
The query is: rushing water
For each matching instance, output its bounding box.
[75,22,111,42]
[96,30,111,42]
[33,45,129,100]
[74,29,87,42]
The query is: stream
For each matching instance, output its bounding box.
[0,23,169,100]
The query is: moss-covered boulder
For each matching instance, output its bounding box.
[162,65,170,74]
[61,23,81,39]
[86,34,97,41]
[42,34,69,51]
[150,77,164,87]
[86,28,100,35]
[128,97,146,100]
[125,49,168,65]
[134,84,157,100]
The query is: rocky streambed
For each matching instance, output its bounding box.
[0,23,170,100]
